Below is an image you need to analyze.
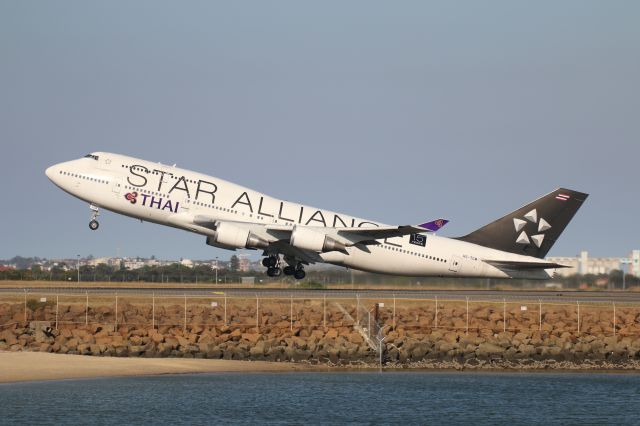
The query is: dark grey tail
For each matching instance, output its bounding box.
[455,188,588,258]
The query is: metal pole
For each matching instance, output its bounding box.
[115,293,118,329]
[435,295,438,329]
[613,302,616,336]
[393,294,396,329]
[290,295,293,331]
[85,292,88,325]
[503,298,506,333]
[152,292,155,329]
[356,294,360,325]
[224,294,227,325]
[23,290,27,323]
[184,294,187,332]
[466,296,469,334]
[538,299,542,332]
[368,311,371,339]
[577,301,580,334]
[55,293,59,330]
[256,295,259,331]
[323,294,326,330]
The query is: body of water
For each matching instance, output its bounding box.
[2,371,640,425]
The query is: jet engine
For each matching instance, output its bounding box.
[206,222,268,250]
[289,226,347,253]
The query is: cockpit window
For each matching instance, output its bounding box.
[84,154,99,160]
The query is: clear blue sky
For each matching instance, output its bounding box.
[1,1,638,260]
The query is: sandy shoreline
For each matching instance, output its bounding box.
[0,352,318,384]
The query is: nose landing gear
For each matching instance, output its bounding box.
[88,204,100,230]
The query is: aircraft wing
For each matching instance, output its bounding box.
[336,220,448,243]
[191,216,447,246]
[184,215,448,264]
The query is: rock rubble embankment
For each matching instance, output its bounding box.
[1,301,640,370]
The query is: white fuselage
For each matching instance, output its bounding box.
[45,152,554,279]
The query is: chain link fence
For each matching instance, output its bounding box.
[1,291,639,339]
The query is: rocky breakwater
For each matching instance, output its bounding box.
[1,300,640,370]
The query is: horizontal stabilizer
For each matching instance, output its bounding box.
[485,260,570,270]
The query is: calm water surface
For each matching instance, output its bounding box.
[2,371,640,425]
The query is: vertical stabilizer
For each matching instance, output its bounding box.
[455,188,588,258]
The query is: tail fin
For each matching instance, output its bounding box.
[455,188,588,258]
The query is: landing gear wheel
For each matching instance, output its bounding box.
[283,266,295,276]
[293,269,306,280]
[88,204,100,231]
[262,256,278,268]
[267,267,282,277]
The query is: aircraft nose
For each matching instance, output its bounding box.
[45,164,59,182]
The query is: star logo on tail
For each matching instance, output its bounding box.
[513,209,551,248]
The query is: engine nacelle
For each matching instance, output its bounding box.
[289,226,347,253]
[206,222,268,250]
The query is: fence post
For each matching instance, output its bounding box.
[183,294,187,332]
[613,302,616,336]
[323,294,326,330]
[224,294,227,325]
[466,297,469,334]
[23,290,27,323]
[538,299,542,332]
[256,294,259,331]
[290,295,293,331]
[55,293,59,330]
[152,292,155,329]
[435,296,438,329]
[356,294,360,325]
[115,293,118,329]
[503,298,506,333]
[393,294,396,329]
[577,301,580,334]
[85,292,89,326]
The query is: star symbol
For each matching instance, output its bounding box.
[513,209,551,248]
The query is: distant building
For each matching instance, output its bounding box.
[123,258,145,270]
[180,258,194,268]
[238,254,251,272]
[547,250,634,277]
[629,250,640,277]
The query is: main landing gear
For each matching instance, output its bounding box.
[284,264,306,280]
[262,255,306,280]
[88,204,100,230]
[262,255,281,277]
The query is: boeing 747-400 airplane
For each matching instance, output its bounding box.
[46,153,587,280]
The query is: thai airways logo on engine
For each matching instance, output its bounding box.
[124,192,138,204]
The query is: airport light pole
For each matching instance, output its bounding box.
[76,254,80,284]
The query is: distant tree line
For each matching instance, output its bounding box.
[0,262,639,289]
